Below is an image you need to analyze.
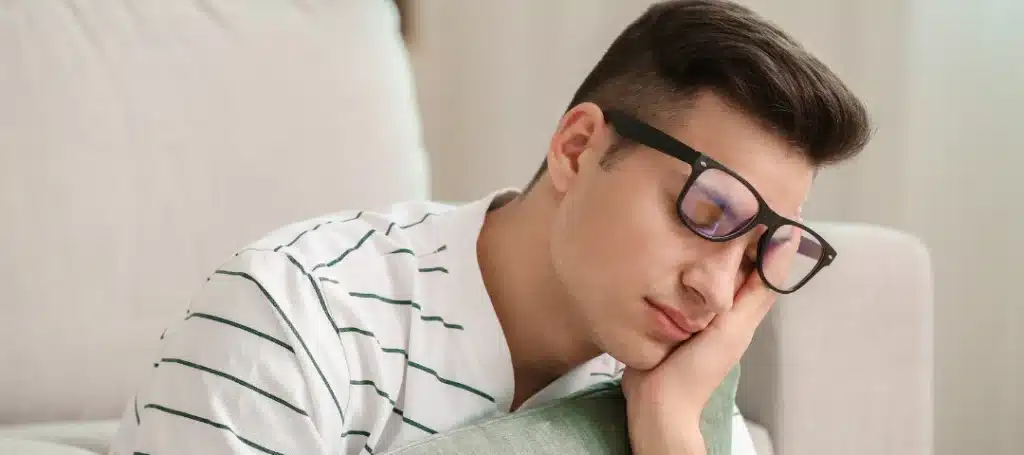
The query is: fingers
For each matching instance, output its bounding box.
[759,227,801,289]
[648,272,779,395]
[729,229,801,325]
[728,271,776,329]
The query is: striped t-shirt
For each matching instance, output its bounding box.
[111,188,757,455]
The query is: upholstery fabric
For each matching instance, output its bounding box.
[0,420,118,454]
[0,0,428,423]
[738,222,934,455]
[0,438,96,455]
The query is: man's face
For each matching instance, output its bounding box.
[546,91,814,370]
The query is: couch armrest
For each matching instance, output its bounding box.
[0,438,98,455]
[0,420,119,454]
[738,222,934,455]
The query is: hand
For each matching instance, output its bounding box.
[621,267,791,454]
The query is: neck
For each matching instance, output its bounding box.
[477,188,602,405]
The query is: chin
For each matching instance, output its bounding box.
[638,341,676,370]
[604,333,674,372]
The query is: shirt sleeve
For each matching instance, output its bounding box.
[109,249,358,455]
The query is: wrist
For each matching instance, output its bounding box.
[625,384,703,430]
[629,421,706,455]
[626,397,706,455]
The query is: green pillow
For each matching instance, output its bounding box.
[383,365,741,455]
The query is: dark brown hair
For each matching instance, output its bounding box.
[527,0,871,188]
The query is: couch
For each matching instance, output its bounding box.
[0,1,933,454]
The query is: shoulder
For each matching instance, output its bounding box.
[238,200,456,276]
[247,199,455,253]
[235,189,517,278]
[189,200,463,346]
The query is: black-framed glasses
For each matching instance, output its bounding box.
[602,108,836,294]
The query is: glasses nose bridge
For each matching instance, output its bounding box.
[739,209,790,251]
[733,220,771,248]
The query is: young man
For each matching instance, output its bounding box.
[111,1,870,454]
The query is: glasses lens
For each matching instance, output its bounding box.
[679,168,759,239]
[761,224,825,292]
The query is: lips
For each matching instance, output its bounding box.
[646,298,704,334]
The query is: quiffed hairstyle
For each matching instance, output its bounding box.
[527,0,872,188]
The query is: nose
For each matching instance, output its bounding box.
[679,238,751,315]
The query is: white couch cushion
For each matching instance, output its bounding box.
[738,222,933,455]
[0,438,98,455]
[0,0,428,423]
[0,420,119,454]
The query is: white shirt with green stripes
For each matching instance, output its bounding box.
[110,189,757,455]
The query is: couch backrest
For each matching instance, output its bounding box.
[0,0,428,423]
[739,222,934,455]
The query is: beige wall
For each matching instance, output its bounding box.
[410,1,1024,454]
[903,0,1024,452]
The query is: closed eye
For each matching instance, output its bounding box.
[696,185,741,221]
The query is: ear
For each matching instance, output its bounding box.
[545,102,608,194]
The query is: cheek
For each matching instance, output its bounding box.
[549,190,614,289]
[551,175,678,296]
